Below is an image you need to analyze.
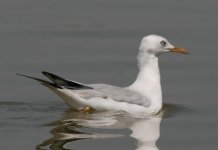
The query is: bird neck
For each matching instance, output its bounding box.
[130,52,162,111]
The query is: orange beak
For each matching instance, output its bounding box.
[168,47,189,54]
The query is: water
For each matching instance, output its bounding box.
[0,0,218,149]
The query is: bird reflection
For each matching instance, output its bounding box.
[36,104,188,150]
[130,117,161,150]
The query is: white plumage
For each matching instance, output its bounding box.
[18,35,188,115]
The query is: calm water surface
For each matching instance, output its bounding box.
[0,0,218,150]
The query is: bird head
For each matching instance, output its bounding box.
[139,35,188,56]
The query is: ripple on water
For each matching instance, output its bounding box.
[0,101,194,150]
[36,103,193,149]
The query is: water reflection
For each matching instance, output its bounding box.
[36,104,189,150]
[130,118,161,150]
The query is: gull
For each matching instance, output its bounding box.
[17,35,188,115]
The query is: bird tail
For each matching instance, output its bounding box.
[17,71,93,90]
[16,73,60,88]
[41,71,93,90]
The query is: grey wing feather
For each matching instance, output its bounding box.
[87,84,151,107]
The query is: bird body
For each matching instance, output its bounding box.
[18,35,188,115]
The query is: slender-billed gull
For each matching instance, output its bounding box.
[17,35,188,115]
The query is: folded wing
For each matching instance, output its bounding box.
[78,84,151,107]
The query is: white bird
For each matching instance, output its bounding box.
[17,35,188,115]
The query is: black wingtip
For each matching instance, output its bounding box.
[16,73,33,79]
[41,71,50,77]
[16,73,46,82]
[41,71,93,90]
[16,73,61,88]
[41,71,54,75]
[41,71,49,75]
[41,71,65,83]
[41,71,61,79]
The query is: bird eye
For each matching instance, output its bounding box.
[160,40,166,47]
